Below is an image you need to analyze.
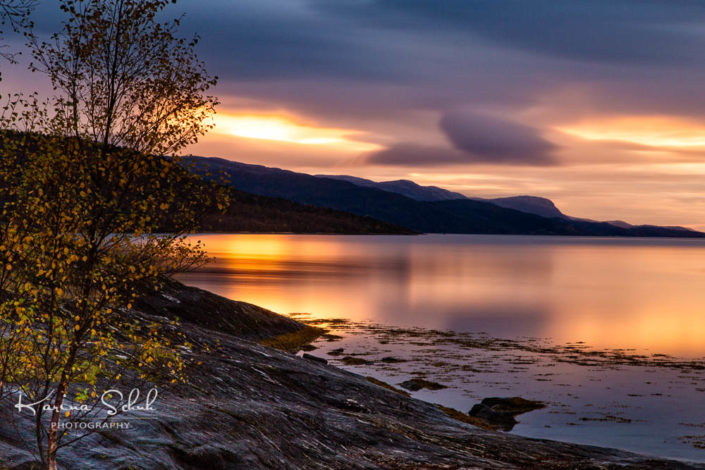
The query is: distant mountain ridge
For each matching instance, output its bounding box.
[602,220,695,233]
[318,173,696,232]
[184,156,703,238]
[318,175,567,219]
[316,175,468,201]
[484,195,565,219]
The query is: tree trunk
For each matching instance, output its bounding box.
[45,387,65,470]
[46,342,77,470]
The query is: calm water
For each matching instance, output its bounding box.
[177,234,705,356]
[176,234,705,461]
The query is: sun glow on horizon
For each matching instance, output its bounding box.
[213,113,380,152]
[557,115,705,149]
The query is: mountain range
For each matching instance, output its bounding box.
[185,156,703,238]
[318,174,697,232]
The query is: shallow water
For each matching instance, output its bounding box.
[300,317,705,462]
[176,233,705,462]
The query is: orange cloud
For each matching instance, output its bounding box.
[213,113,380,153]
[557,115,705,149]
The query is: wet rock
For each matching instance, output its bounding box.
[321,333,343,342]
[398,378,447,391]
[468,404,518,431]
[302,353,328,364]
[328,348,345,356]
[480,396,546,414]
[380,356,406,363]
[468,397,546,431]
[341,356,372,365]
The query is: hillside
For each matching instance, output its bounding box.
[197,186,414,234]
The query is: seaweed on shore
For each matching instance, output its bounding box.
[438,405,496,431]
[313,319,705,372]
[366,377,410,397]
[260,326,325,353]
[398,378,447,391]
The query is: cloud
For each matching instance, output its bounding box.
[26,0,402,82]
[367,144,468,166]
[177,0,409,81]
[26,0,705,130]
[438,111,557,165]
[316,0,705,66]
[368,111,558,166]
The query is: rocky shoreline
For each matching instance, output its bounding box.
[0,282,702,469]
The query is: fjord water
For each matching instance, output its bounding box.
[178,234,705,357]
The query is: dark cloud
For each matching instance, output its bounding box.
[178,0,408,81]
[315,0,705,65]
[439,111,557,165]
[29,0,705,87]
[369,111,558,166]
[368,144,468,167]
[27,0,405,81]
[179,0,705,133]
[25,1,705,83]
[28,0,705,126]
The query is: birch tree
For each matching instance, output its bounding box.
[0,1,223,468]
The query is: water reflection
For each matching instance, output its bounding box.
[176,234,705,356]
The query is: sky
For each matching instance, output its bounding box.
[4,0,705,228]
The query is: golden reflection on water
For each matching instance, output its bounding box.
[176,234,705,356]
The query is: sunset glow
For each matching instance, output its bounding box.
[557,116,705,149]
[214,113,380,152]
[7,0,705,465]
